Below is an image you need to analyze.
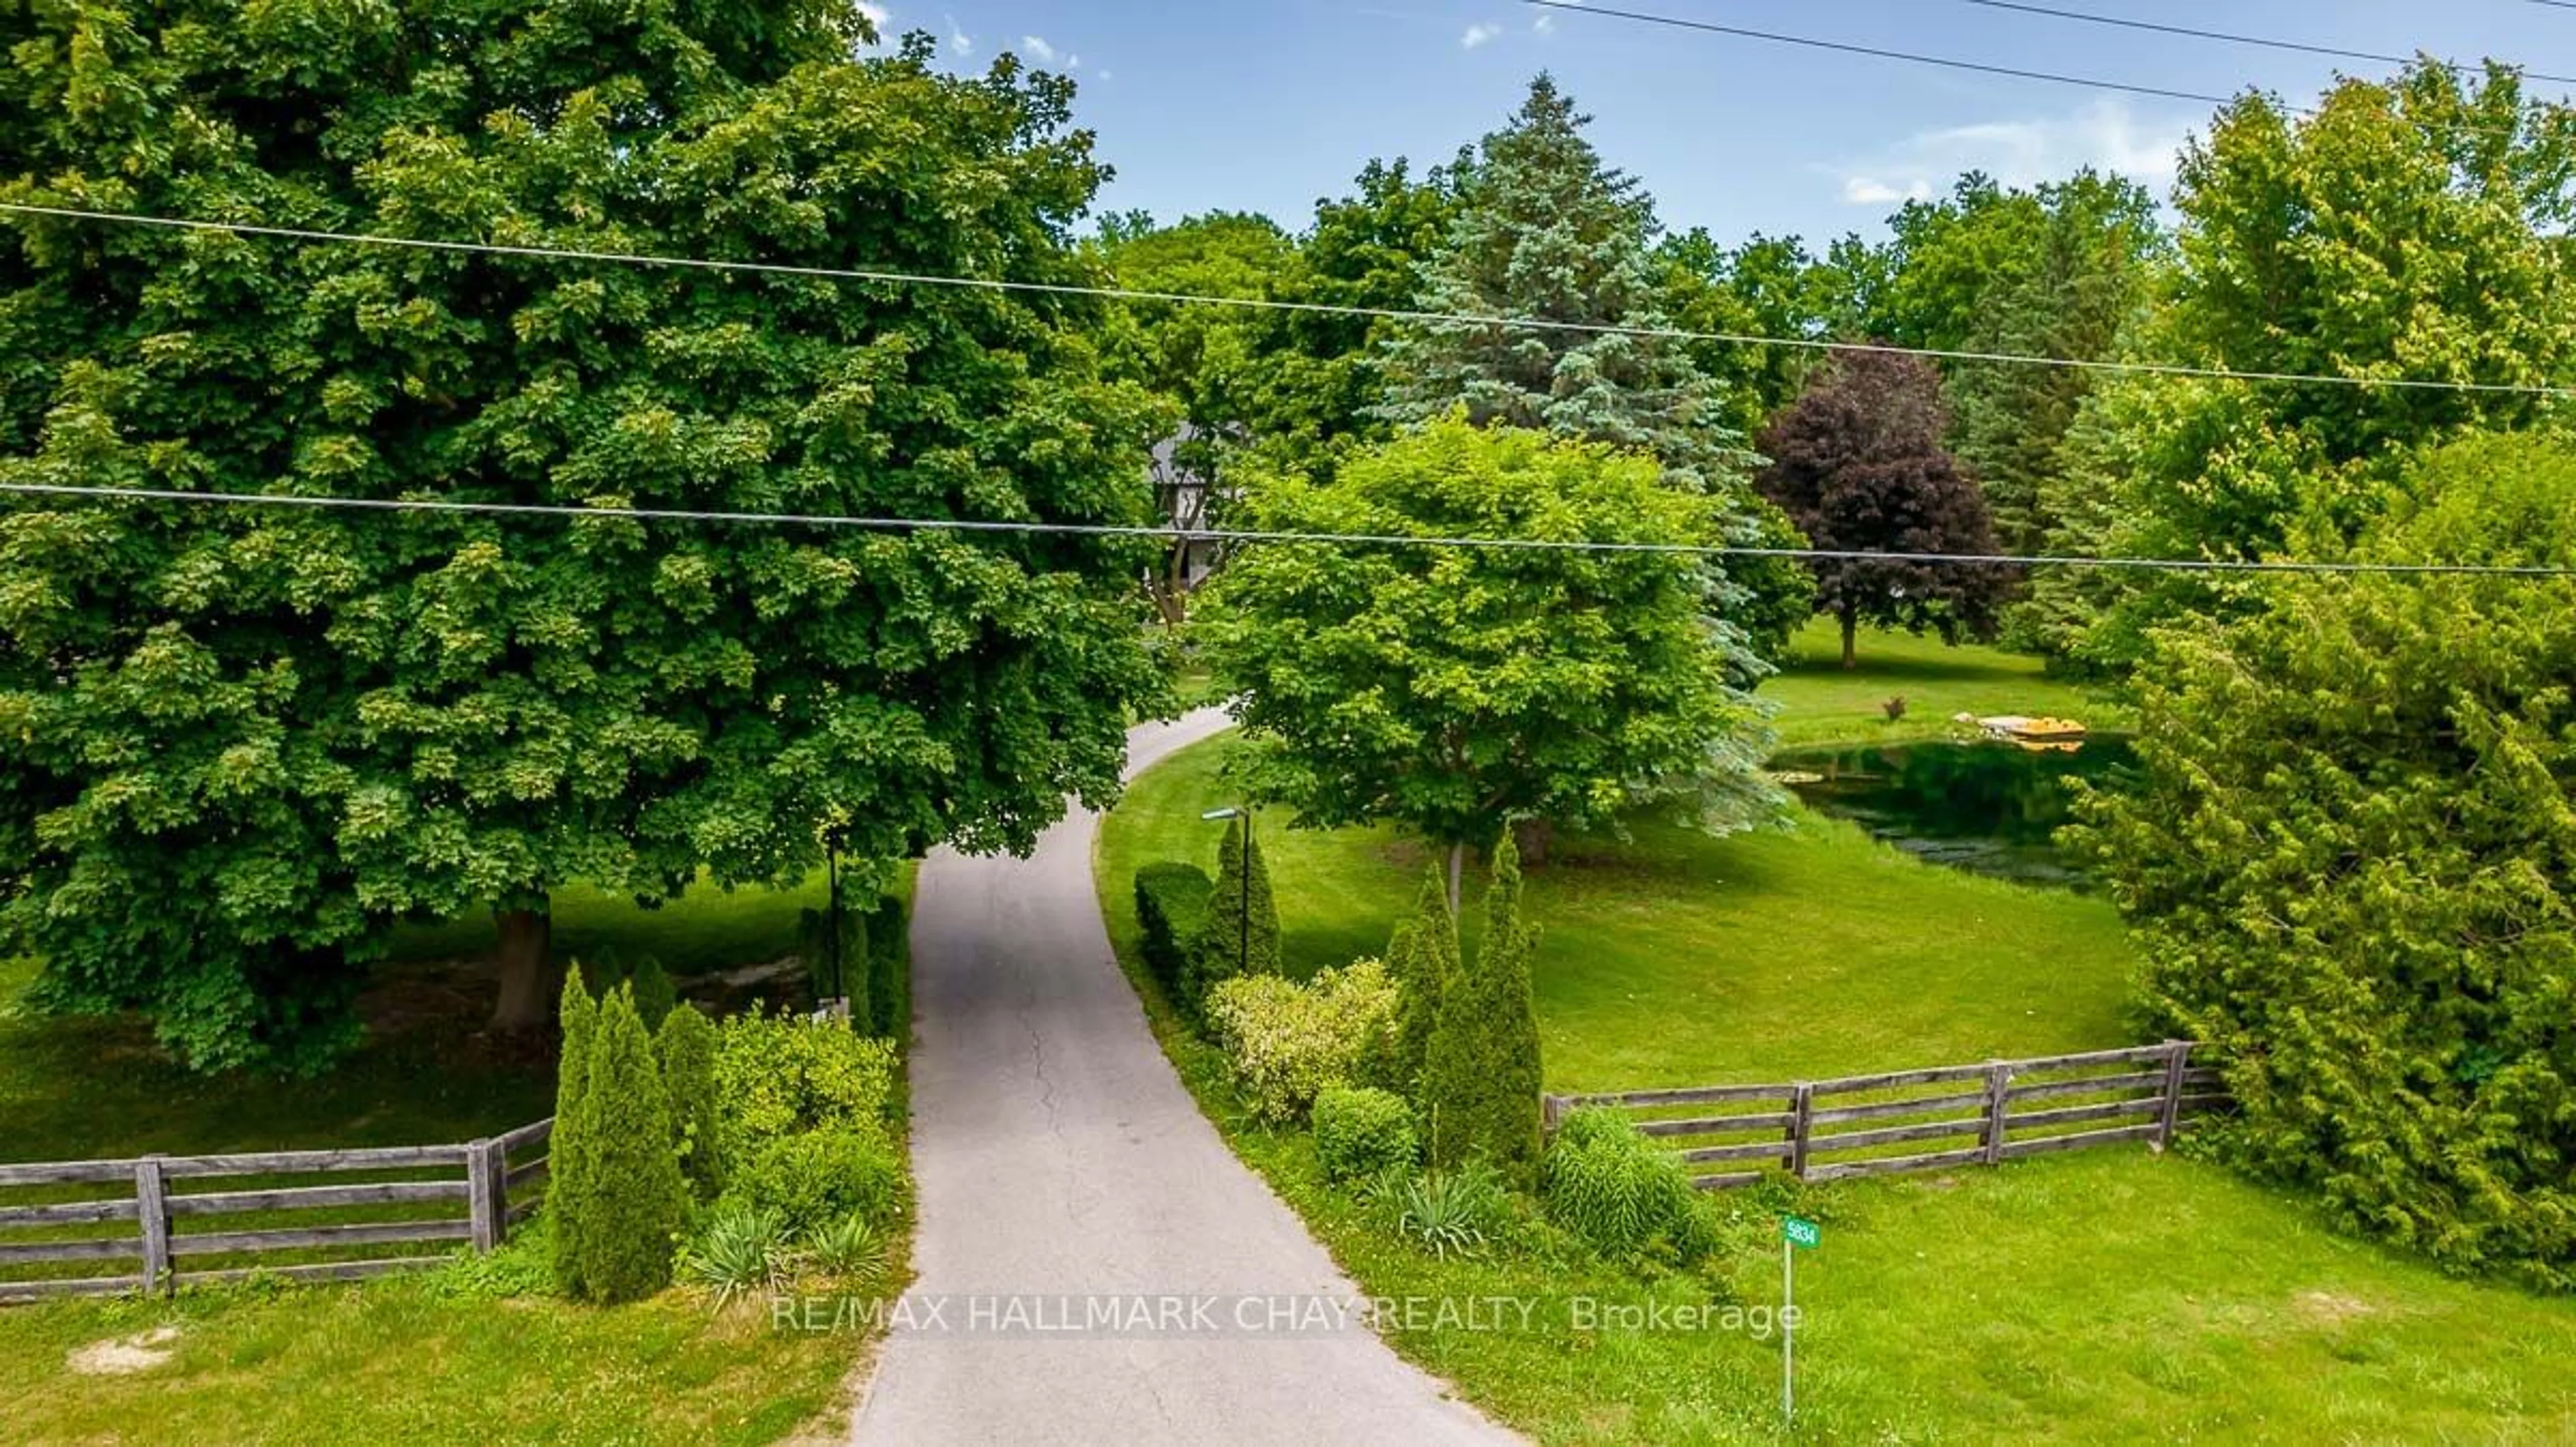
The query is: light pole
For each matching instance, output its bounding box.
[1201,805,1254,977]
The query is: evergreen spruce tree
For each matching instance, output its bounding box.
[1422,837,1544,1187]
[547,969,598,1298]
[653,1002,724,1201]
[1378,74,1811,666]
[1187,816,1280,1012]
[1387,863,1456,1097]
[575,984,688,1304]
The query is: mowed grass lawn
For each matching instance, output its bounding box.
[1762,618,2132,751]
[1099,732,2135,1090]
[0,871,898,1444]
[1096,628,2576,1444]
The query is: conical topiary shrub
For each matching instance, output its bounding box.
[1421,835,1544,1188]
[574,983,688,1303]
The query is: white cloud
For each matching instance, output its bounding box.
[1832,97,2192,208]
[1462,21,1503,48]
[945,14,972,54]
[1533,13,1554,34]
[1842,176,1933,206]
[1022,34,1058,62]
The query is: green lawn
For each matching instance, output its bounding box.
[0,871,904,1445]
[1100,733,2135,1090]
[0,1276,863,1444]
[1760,619,2131,751]
[1094,629,2576,1443]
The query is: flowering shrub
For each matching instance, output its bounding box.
[1205,959,1401,1124]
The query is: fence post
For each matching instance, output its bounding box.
[133,1155,170,1296]
[2153,1040,2191,1150]
[1786,1085,1814,1180]
[1541,1095,1564,1134]
[466,1138,498,1254]
[1980,1063,2012,1167]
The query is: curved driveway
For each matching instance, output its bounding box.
[851,710,1513,1446]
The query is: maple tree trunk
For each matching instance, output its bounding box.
[1841,605,1860,670]
[490,907,554,1032]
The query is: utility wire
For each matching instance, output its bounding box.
[1957,0,2575,87]
[5,482,2572,578]
[1519,0,2530,140]
[6,201,2573,400]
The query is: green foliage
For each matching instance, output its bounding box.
[1203,959,1404,1125]
[676,1202,796,1309]
[1372,1160,1517,1261]
[1941,173,2165,561]
[1313,1085,1419,1185]
[1375,76,1807,665]
[626,959,678,1034]
[426,1221,555,1303]
[2074,432,2576,1287]
[569,985,688,1304]
[1422,837,1544,1187]
[2040,64,2576,668]
[654,1002,724,1201]
[1202,417,1784,863]
[1542,1109,1713,1263]
[547,971,599,1299]
[1388,864,1455,1096]
[802,1213,894,1291]
[798,906,871,1029]
[1134,862,1215,995]
[1187,816,1281,1008]
[1756,350,2010,665]
[0,18,1165,1072]
[711,1010,900,1174]
[723,1126,907,1236]
[865,895,908,1048]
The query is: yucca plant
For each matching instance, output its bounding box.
[677,1204,794,1309]
[802,1213,892,1291]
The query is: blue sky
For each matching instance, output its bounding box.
[865,1,2574,246]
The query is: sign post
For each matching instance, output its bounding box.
[1781,1215,1819,1427]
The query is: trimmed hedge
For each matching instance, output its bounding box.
[655,1002,724,1200]
[866,894,908,1046]
[1205,958,1403,1125]
[799,905,872,1031]
[548,969,599,1298]
[1314,1085,1418,1184]
[1134,863,1213,996]
[725,1126,908,1234]
[568,984,688,1303]
[712,1009,901,1171]
[1387,863,1454,1099]
[1424,835,1544,1187]
[1188,816,1280,1010]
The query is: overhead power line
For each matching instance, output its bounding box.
[1957,0,2575,87]
[4,482,2572,579]
[1518,0,2529,140]
[5,202,2572,400]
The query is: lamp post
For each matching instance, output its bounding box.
[1201,805,1253,977]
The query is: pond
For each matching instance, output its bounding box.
[1772,737,2138,889]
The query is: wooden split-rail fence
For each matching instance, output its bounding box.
[1545,1041,2226,1190]
[0,1118,553,1303]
